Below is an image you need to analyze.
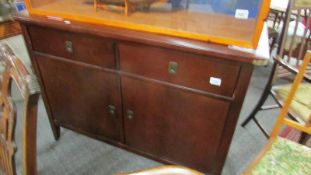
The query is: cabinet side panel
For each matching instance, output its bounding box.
[19,23,61,139]
[213,63,254,175]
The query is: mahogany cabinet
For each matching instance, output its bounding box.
[15,14,261,175]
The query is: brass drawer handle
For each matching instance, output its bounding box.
[108,105,116,116]
[65,41,73,53]
[127,110,134,120]
[168,61,178,74]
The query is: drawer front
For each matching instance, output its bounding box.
[119,43,241,97]
[28,25,115,68]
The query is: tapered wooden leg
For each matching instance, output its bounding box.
[44,101,60,140]
[44,106,60,141]
[41,90,61,140]
[52,124,60,140]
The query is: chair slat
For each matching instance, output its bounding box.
[298,10,311,60]
[288,9,302,60]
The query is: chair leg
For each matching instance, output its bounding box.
[22,94,40,175]
[270,37,277,54]
[299,132,310,144]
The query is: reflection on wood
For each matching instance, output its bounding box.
[95,0,152,16]
[30,0,55,8]
[95,0,190,16]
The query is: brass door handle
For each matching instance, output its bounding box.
[65,41,73,53]
[127,110,134,120]
[108,105,116,116]
[168,61,178,74]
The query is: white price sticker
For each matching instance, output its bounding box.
[235,9,249,19]
[210,77,222,87]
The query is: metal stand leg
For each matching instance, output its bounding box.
[241,62,278,127]
[241,86,271,127]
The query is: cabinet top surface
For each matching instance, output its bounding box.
[15,12,269,64]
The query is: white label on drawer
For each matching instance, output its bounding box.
[235,9,249,19]
[210,77,222,87]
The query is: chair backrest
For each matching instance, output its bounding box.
[271,50,311,139]
[0,43,40,175]
[278,0,311,62]
[273,0,311,81]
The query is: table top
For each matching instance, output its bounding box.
[16,12,270,65]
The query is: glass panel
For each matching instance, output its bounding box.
[26,0,267,48]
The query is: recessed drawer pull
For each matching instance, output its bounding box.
[127,110,134,120]
[108,105,116,116]
[65,40,73,53]
[168,61,178,74]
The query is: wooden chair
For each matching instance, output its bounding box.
[115,165,204,175]
[0,43,40,175]
[266,7,286,53]
[242,50,311,175]
[241,0,311,142]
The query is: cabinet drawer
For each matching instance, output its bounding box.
[28,25,115,68]
[119,43,241,97]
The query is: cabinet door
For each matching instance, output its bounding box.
[122,77,231,172]
[36,55,122,142]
